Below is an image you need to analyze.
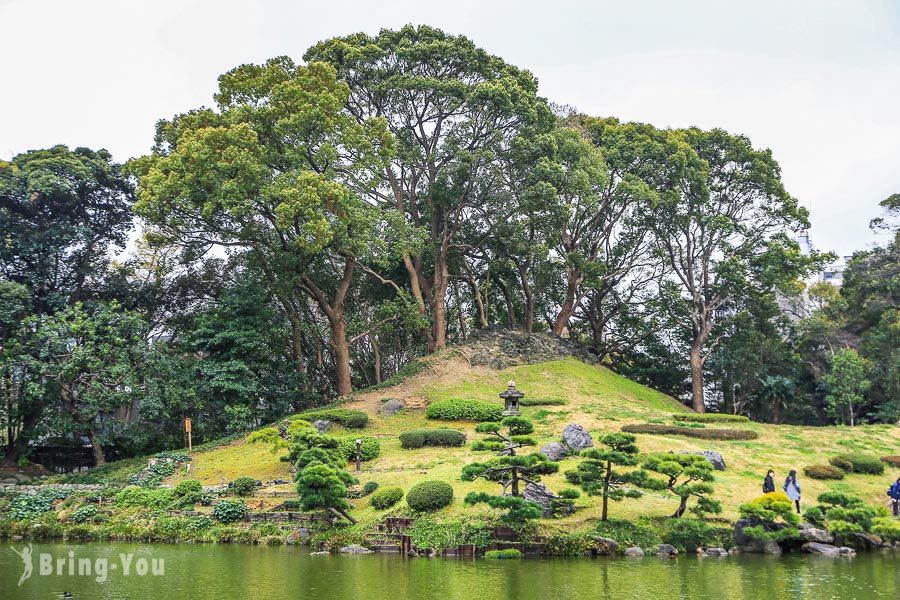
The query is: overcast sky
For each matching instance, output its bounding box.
[2,0,898,256]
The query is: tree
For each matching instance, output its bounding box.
[473,416,536,456]
[651,128,816,411]
[642,453,721,518]
[823,349,871,426]
[564,433,644,521]
[133,57,404,396]
[295,461,357,523]
[463,492,543,525]
[461,453,558,497]
[305,25,553,350]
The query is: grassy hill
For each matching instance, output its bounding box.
[166,352,900,526]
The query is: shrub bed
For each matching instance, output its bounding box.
[803,465,844,480]
[338,437,381,462]
[620,423,758,440]
[295,408,368,429]
[519,398,566,406]
[880,455,900,468]
[399,429,467,449]
[672,413,750,423]
[485,549,522,559]
[406,480,454,512]
[831,454,884,475]
[426,399,503,422]
[370,487,404,509]
[213,499,248,523]
[114,486,174,509]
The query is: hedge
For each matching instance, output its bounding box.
[406,480,454,512]
[485,549,522,559]
[803,465,844,480]
[828,457,854,472]
[426,399,503,422]
[519,398,566,406]
[830,454,884,475]
[672,413,750,423]
[370,487,404,509]
[295,408,368,429]
[338,437,381,462]
[399,429,467,449]
[881,455,900,468]
[620,423,758,440]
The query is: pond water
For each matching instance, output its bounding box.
[0,542,897,599]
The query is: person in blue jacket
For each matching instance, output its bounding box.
[889,477,900,517]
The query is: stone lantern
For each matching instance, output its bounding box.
[500,380,523,416]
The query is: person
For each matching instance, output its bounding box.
[888,477,900,517]
[763,469,776,494]
[784,470,801,513]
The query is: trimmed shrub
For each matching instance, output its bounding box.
[370,486,404,509]
[248,427,282,445]
[519,397,565,406]
[485,549,522,559]
[174,479,203,497]
[803,465,844,480]
[871,517,900,542]
[399,429,467,449]
[738,492,800,542]
[880,455,900,468]
[213,499,248,523]
[231,477,258,497]
[338,437,381,462]
[621,423,758,440]
[362,481,379,496]
[831,454,884,475]
[673,413,750,423]
[425,399,503,422]
[829,457,855,472]
[296,408,369,429]
[406,480,454,512]
[115,486,174,509]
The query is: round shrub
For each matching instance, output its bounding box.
[213,499,248,523]
[803,465,844,480]
[174,479,203,497]
[880,455,900,468]
[831,454,884,475]
[338,437,381,462]
[231,476,258,497]
[362,481,379,496]
[399,429,466,449]
[406,480,454,512]
[426,399,503,422]
[399,430,426,449]
[370,486,404,509]
[828,456,854,472]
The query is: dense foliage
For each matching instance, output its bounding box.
[406,480,454,512]
[398,429,467,449]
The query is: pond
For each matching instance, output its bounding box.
[1,542,898,599]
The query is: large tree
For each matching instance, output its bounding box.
[305,25,554,350]
[133,57,405,395]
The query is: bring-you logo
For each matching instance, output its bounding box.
[9,544,164,585]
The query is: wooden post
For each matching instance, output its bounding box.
[185,418,192,452]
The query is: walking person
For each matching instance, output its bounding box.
[784,470,801,513]
[888,477,900,517]
[763,469,776,494]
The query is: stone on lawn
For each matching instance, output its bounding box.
[540,442,569,461]
[562,423,594,453]
[312,420,331,434]
[379,399,404,417]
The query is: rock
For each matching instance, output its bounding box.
[838,547,856,556]
[799,527,834,544]
[1,478,17,485]
[655,544,678,557]
[562,424,594,453]
[837,532,885,551]
[762,540,782,555]
[695,450,726,471]
[379,399,404,417]
[310,551,330,556]
[704,547,729,556]
[339,544,373,554]
[734,518,785,553]
[592,537,619,555]
[312,420,331,434]
[540,442,569,461]
[465,328,598,369]
[624,547,645,557]
[803,542,841,556]
[522,482,568,518]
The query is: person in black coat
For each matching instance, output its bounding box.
[763,469,776,494]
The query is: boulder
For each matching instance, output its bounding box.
[310,551,330,556]
[339,544,373,554]
[540,442,569,462]
[837,532,884,551]
[734,518,784,554]
[798,527,834,544]
[802,542,841,556]
[695,450,726,471]
[704,547,729,556]
[379,399,404,417]
[624,547,645,557]
[838,547,856,556]
[522,482,559,518]
[562,424,594,453]
[312,420,331,434]
[655,544,678,557]
[592,537,619,555]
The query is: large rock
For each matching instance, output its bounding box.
[379,399,404,417]
[312,420,331,434]
[734,518,784,554]
[655,544,678,557]
[522,482,561,518]
[798,526,834,544]
[704,547,729,556]
[339,544,373,554]
[592,537,619,555]
[562,424,594,453]
[540,442,569,461]
[837,532,884,551]
[624,547,645,557]
[695,450,726,471]
[802,542,841,556]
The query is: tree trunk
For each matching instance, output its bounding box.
[87,430,106,466]
[672,495,688,518]
[689,339,706,413]
[601,460,612,521]
[552,269,581,336]
[431,252,450,350]
[329,316,352,397]
[511,469,520,497]
[372,338,382,384]
[286,313,306,375]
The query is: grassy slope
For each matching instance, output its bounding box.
[168,356,900,526]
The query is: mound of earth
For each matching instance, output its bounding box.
[462,327,597,369]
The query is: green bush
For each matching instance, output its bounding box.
[594,519,659,549]
[404,516,493,551]
[881,455,900,468]
[738,492,801,541]
[831,454,884,475]
[155,450,191,463]
[370,486,404,509]
[871,517,900,541]
[803,465,844,480]
[362,481,379,496]
[659,519,730,552]
[231,477,258,497]
[426,399,503,422]
[296,408,368,429]
[399,429,467,449]
[621,423,758,440]
[485,549,522,559]
[470,441,505,452]
[406,480,454,512]
[338,437,381,462]
[672,413,750,423]
[67,504,100,524]
[115,486,174,509]
[828,457,854,472]
[213,499,248,523]
[519,397,566,406]
[174,479,203,496]
[248,427,282,445]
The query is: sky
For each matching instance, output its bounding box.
[1,0,898,257]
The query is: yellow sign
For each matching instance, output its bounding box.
[184,418,192,433]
